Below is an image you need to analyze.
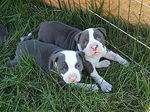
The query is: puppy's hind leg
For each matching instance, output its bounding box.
[28,26,40,37]
[5,58,18,67]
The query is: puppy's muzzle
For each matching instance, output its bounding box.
[89,44,100,56]
[69,76,78,83]
[66,72,81,83]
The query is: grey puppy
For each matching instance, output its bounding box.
[6,38,99,91]
[22,21,130,92]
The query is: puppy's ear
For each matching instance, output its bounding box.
[48,52,60,72]
[76,51,85,62]
[74,32,82,43]
[97,27,106,37]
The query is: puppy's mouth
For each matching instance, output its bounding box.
[68,80,80,83]
[92,51,100,56]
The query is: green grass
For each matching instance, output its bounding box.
[0,0,150,111]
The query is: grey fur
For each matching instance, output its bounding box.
[6,39,63,71]
[6,39,85,85]
[24,21,106,74]
[23,21,130,92]
[24,21,106,51]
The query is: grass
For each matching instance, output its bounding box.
[0,0,150,111]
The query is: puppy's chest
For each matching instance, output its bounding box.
[85,50,107,66]
[85,55,102,65]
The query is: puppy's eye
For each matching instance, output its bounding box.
[60,67,66,71]
[76,63,81,69]
[82,41,87,45]
[96,36,101,41]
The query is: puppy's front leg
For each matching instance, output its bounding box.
[58,72,99,91]
[95,60,111,68]
[103,49,130,67]
[84,60,112,92]
[90,66,112,92]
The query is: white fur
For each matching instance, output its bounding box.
[28,32,32,37]
[103,51,130,67]
[95,60,111,68]
[20,36,31,42]
[20,37,24,42]
[100,81,112,92]
[61,51,81,83]
[77,44,82,51]
[90,66,105,84]
[90,65,112,92]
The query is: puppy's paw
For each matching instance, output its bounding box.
[101,60,111,67]
[20,37,25,42]
[86,84,99,92]
[96,60,111,68]
[120,59,130,67]
[20,36,31,42]
[101,81,112,93]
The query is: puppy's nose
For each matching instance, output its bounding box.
[91,45,98,51]
[69,76,77,82]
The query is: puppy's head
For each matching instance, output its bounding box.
[75,27,106,57]
[48,50,85,84]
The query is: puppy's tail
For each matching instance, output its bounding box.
[20,26,40,42]
[27,26,40,37]
[5,58,17,67]
[20,36,32,42]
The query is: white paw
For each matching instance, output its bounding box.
[96,60,111,68]
[86,84,99,92]
[120,59,130,67]
[101,81,112,93]
[102,60,111,67]
[20,37,25,42]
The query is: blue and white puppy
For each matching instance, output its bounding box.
[22,21,130,92]
[6,39,84,84]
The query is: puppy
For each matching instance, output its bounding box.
[6,38,99,91]
[22,21,130,92]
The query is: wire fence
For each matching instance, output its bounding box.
[42,0,150,73]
